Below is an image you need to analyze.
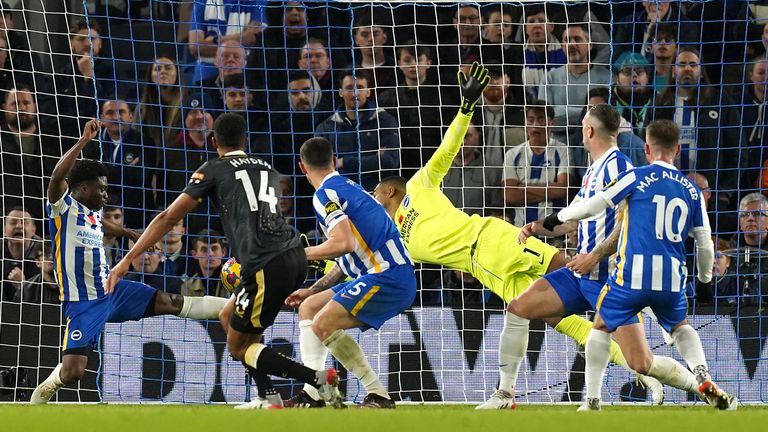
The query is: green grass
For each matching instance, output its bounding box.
[2,404,767,432]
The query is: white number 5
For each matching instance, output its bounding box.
[235,170,278,214]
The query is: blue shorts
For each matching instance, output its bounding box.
[62,279,157,352]
[332,265,416,330]
[545,268,641,326]
[597,282,687,333]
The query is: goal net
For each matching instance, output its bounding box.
[0,0,766,404]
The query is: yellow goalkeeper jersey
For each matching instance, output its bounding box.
[394,112,493,272]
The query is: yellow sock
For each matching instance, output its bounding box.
[553,315,627,367]
[243,343,266,368]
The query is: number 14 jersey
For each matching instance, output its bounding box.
[183,150,300,278]
[601,161,710,293]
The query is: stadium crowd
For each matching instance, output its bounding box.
[1,1,768,308]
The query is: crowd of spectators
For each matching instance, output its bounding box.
[1,1,768,308]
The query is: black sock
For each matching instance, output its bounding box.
[243,363,278,398]
[254,346,320,388]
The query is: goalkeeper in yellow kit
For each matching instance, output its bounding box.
[371,63,662,409]
[287,63,661,409]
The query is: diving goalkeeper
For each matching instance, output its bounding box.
[286,62,662,409]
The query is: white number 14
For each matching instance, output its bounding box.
[235,170,278,214]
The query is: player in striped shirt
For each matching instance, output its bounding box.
[284,136,417,408]
[31,120,228,404]
[544,119,736,411]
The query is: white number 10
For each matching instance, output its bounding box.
[651,195,688,243]
[235,170,278,214]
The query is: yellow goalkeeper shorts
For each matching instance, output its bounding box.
[468,217,559,303]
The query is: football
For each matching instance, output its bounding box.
[220,257,241,293]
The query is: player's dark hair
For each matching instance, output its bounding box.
[646,119,680,151]
[213,113,247,150]
[587,104,621,136]
[300,137,334,168]
[68,159,108,189]
[378,176,407,195]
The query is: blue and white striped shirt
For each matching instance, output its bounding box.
[603,162,709,293]
[47,193,109,302]
[313,172,413,279]
[573,147,633,281]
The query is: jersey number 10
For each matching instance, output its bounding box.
[235,170,278,214]
[651,195,688,243]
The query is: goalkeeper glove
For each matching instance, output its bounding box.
[457,62,491,115]
[542,211,563,232]
[300,233,326,274]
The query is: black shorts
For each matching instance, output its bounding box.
[230,246,308,334]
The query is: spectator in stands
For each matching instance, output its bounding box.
[613,0,700,59]
[15,242,58,304]
[442,121,488,216]
[740,56,768,191]
[0,32,10,106]
[315,69,400,190]
[94,99,156,228]
[483,5,515,45]
[709,237,738,306]
[503,102,570,227]
[102,197,125,268]
[352,15,396,96]
[298,38,339,110]
[612,52,654,135]
[537,23,611,145]
[134,55,184,148]
[158,214,189,291]
[158,92,218,234]
[220,73,269,156]
[648,22,677,92]
[429,269,502,309]
[202,40,247,104]
[520,6,566,97]
[732,193,768,250]
[476,65,525,210]
[378,42,444,179]
[125,241,179,293]
[187,0,266,84]
[649,48,741,209]
[1,207,41,301]
[0,2,45,101]
[0,85,63,220]
[686,172,736,236]
[570,88,646,178]
[247,2,348,109]
[272,71,323,233]
[181,229,228,298]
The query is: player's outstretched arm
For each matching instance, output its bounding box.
[305,219,355,261]
[285,264,346,307]
[518,220,577,244]
[566,220,622,275]
[105,193,198,293]
[47,119,101,204]
[419,62,489,188]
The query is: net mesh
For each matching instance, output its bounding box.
[0,0,766,404]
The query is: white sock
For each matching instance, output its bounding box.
[647,355,699,393]
[323,329,389,399]
[498,313,529,394]
[178,296,228,319]
[585,330,612,400]
[299,319,328,400]
[48,363,64,386]
[671,325,709,380]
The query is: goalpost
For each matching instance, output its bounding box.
[0,0,765,404]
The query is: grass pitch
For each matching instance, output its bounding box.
[2,404,766,432]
